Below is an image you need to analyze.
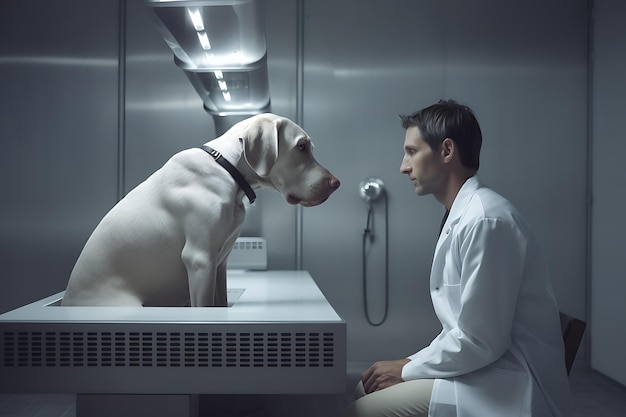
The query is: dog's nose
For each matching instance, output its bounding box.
[329,176,341,189]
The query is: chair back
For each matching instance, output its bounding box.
[559,312,586,375]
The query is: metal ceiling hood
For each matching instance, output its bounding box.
[181,59,270,116]
[146,0,270,117]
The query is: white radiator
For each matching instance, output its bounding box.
[228,237,267,270]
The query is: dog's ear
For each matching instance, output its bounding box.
[241,117,280,177]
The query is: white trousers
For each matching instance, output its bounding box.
[342,379,434,417]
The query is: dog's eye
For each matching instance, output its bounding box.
[297,142,307,151]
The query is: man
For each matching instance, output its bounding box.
[343,100,572,417]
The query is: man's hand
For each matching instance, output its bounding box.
[361,358,411,394]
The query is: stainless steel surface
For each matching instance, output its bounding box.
[182,60,271,116]
[0,0,121,313]
[0,271,346,395]
[359,178,385,204]
[590,0,626,387]
[146,0,271,116]
[146,0,267,70]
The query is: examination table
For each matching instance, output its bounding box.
[0,270,346,416]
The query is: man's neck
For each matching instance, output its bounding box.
[435,170,476,211]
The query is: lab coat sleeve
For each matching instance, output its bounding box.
[403,218,527,380]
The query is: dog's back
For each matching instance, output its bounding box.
[61,149,244,307]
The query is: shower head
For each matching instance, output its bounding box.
[359,177,385,203]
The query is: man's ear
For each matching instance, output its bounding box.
[441,138,455,163]
[241,118,280,177]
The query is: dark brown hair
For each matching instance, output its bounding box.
[400,99,482,171]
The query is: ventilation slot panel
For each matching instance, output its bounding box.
[2,330,337,369]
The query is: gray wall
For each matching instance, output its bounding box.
[1,0,621,385]
[591,0,626,386]
[300,0,589,365]
[1,0,120,311]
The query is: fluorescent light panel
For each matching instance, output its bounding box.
[187,8,204,31]
[197,31,211,50]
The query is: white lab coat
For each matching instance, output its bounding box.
[402,176,573,417]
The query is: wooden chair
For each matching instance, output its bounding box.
[559,312,587,375]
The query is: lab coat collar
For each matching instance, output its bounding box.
[437,175,484,246]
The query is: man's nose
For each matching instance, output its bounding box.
[400,158,410,174]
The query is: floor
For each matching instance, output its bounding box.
[1,363,625,417]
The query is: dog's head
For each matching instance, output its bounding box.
[239,113,340,207]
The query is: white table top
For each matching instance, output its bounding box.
[0,270,343,323]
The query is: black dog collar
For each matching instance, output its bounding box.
[200,145,256,204]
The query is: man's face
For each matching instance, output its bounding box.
[400,126,445,196]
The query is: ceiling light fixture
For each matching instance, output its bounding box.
[146,0,270,117]
[187,8,204,31]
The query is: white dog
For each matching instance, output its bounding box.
[61,113,340,307]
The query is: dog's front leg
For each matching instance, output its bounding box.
[214,262,228,307]
[182,247,219,307]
